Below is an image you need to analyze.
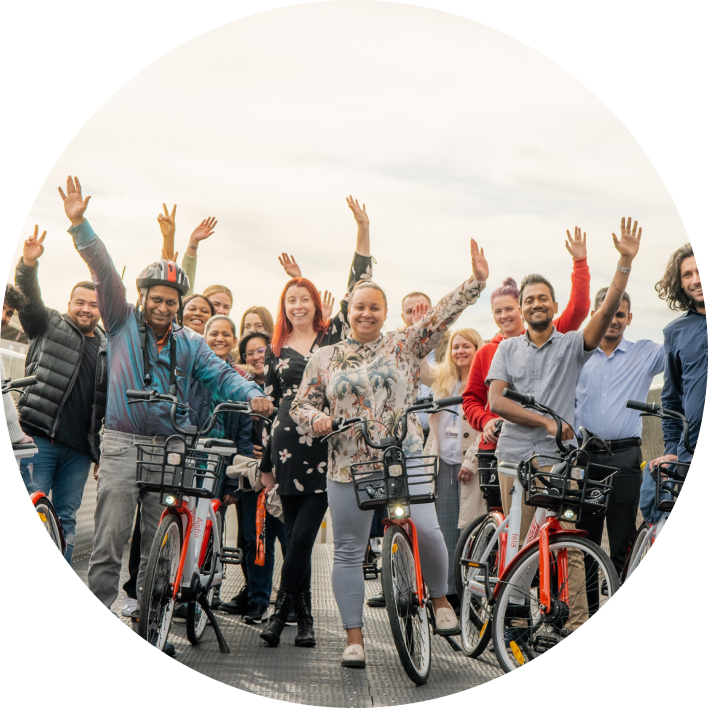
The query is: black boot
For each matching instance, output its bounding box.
[293,590,316,647]
[260,589,293,647]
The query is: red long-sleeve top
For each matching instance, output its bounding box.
[462,257,591,450]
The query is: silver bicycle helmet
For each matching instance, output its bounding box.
[136,260,190,296]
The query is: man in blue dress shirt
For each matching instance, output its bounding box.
[574,287,664,598]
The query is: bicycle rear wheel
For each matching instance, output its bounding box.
[139,513,182,651]
[492,534,619,673]
[381,525,431,685]
[34,495,63,551]
[458,514,499,658]
[622,521,653,583]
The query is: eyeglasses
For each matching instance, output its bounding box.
[246,347,267,359]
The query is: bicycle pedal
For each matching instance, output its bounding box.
[220,546,243,565]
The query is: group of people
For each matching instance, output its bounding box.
[4,175,704,670]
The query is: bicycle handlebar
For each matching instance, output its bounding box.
[1,375,38,395]
[502,387,570,454]
[625,399,694,456]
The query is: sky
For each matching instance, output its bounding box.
[9,1,688,346]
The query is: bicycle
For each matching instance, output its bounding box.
[126,388,269,653]
[5,375,66,552]
[621,399,692,582]
[324,394,464,685]
[458,389,620,672]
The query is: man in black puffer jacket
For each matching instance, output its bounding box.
[15,225,107,564]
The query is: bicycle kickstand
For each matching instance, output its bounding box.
[197,594,231,654]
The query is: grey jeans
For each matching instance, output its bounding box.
[328,478,449,630]
[87,430,171,610]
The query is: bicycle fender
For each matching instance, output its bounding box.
[491,530,589,601]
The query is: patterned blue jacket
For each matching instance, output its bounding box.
[70,220,263,437]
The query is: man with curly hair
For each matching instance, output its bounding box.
[649,244,706,470]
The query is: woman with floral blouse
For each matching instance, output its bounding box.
[290,239,489,669]
[258,197,372,649]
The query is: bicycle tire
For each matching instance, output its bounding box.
[453,513,488,600]
[491,534,619,673]
[34,495,64,551]
[458,514,499,658]
[139,512,182,651]
[381,525,431,685]
[622,521,653,583]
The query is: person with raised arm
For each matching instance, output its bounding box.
[290,238,488,668]
[462,227,591,469]
[487,217,642,632]
[257,196,371,650]
[58,177,271,647]
[14,225,107,564]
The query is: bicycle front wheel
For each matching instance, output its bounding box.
[622,521,653,583]
[381,525,431,685]
[139,513,182,651]
[492,534,619,673]
[453,514,488,600]
[459,514,499,658]
[34,495,64,551]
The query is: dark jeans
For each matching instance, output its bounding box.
[279,492,329,595]
[577,444,642,612]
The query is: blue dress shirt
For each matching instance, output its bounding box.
[575,338,664,440]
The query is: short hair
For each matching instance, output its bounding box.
[70,281,96,299]
[594,287,631,312]
[239,331,271,362]
[4,284,27,311]
[352,281,388,308]
[401,291,431,310]
[239,306,274,338]
[203,284,233,305]
[205,314,236,336]
[519,274,555,303]
[655,243,696,312]
[491,277,520,304]
[183,293,216,317]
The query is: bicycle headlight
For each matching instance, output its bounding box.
[391,504,410,519]
[561,507,577,522]
[162,492,181,507]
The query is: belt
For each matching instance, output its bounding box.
[582,435,642,453]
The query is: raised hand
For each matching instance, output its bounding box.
[279,253,302,279]
[470,238,489,282]
[189,217,217,249]
[320,290,334,320]
[565,226,587,260]
[612,216,642,262]
[411,301,430,325]
[58,176,91,226]
[346,196,369,229]
[22,225,47,267]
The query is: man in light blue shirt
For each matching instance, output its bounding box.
[574,287,664,597]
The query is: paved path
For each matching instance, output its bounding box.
[72,541,503,706]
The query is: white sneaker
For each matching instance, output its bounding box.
[121,597,138,617]
[369,537,382,554]
[435,606,459,636]
[341,644,366,668]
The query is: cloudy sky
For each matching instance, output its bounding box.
[10,1,687,346]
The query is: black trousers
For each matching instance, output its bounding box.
[577,444,643,612]
[279,492,329,595]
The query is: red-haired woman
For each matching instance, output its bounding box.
[259,197,372,649]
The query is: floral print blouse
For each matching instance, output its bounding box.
[290,276,486,483]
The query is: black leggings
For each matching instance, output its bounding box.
[279,492,329,595]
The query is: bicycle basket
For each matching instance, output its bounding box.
[476,450,501,497]
[524,460,616,519]
[135,435,230,500]
[350,447,437,511]
[654,461,688,512]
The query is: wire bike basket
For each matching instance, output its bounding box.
[523,458,617,522]
[350,448,438,512]
[135,434,230,503]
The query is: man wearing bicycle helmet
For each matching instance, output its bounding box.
[59,177,272,637]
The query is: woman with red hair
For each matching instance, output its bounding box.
[259,196,372,650]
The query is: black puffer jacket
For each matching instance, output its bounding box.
[15,258,107,462]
